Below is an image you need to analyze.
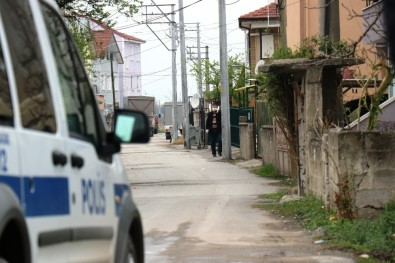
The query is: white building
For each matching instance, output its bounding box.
[89,20,145,112]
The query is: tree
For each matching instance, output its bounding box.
[190,55,247,103]
[55,0,141,72]
[56,0,142,26]
[67,18,95,73]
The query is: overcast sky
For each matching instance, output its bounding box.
[114,0,273,104]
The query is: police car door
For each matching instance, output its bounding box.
[39,2,115,261]
[0,0,71,261]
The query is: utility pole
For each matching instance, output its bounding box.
[197,23,202,98]
[178,0,190,149]
[279,0,287,47]
[218,0,231,160]
[110,53,116,113]
[142,2,178,141]
[185,23,203,98]
[185,23,205,148]
[205,46,209,92]
[171,5,179,141]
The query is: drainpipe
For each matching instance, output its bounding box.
[319,0,326,37]
[328,0,340,42]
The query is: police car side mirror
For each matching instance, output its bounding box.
[113,109,150,143]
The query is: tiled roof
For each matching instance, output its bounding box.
[93,30,113,58]
[239,3,279,19]
[92,19,145,43]
[112,28,146,43]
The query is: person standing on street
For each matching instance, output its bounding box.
[206,102,222,157]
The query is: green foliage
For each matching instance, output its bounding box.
[272,47,294,59]
[256,72,299,166]
[271,35,353,60]
[324,208,395,262]
[57,0,142,72]
[256,73,286,119]
[261,196,395,262]
[190,54,248,102]
[57,0,142,26]
[67,19,95,73]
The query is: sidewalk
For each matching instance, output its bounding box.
[172,142,263,169]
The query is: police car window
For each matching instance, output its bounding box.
[0,43,13,127]
[40,3,102,149]
[0,0,56,133]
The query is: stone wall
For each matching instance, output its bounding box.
[324,130,395,218]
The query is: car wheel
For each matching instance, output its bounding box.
[123,237,137,263]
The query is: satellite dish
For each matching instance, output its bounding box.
[255,60,265,75]
[190,93,200,108]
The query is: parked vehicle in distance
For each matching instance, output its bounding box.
[163,102,184,141]
[125,96,156,137]
[0,0,147,262]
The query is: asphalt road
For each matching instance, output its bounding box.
[121,134,355,263]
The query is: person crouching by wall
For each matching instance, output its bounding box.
[206,102,222,157]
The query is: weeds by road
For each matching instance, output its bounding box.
[251,164,395,263]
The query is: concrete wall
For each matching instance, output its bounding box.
[239,116,255,160]
[325,130,395,218]
[304,67,324,196]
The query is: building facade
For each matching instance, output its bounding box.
[238,3,280,75]
[89,20,145,110]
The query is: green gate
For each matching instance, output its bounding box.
[230,107,254,148]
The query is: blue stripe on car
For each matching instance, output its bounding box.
[0,175,70,217]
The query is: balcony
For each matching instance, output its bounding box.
[362,0,386,45]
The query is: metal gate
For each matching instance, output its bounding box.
[230,107,240,147]
[230,107,254,148]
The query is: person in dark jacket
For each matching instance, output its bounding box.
[206,102,222,157]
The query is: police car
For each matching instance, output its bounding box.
[0,0,148,262]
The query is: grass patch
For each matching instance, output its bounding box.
[259,195,395,262]
[252,164,297,187]
[259,191,288,202]
[252,164,278,178]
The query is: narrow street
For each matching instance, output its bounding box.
[121,134,354,263]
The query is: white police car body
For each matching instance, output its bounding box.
[0,0,148,262]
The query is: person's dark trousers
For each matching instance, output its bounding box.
[210,131,222,156]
